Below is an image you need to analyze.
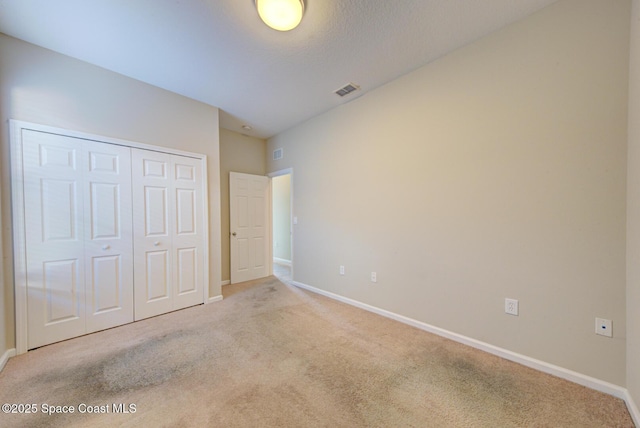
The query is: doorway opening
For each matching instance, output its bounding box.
[270,169,293,282]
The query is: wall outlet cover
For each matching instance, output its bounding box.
[505,298,519,316]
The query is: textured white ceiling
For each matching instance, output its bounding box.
[0,0,559,138]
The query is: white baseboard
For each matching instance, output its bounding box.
[273,258,292,267]
[207,294,223,303]
[0,348,16,373]
[624,389,640,427]
[221,280,230,286]
[291,280,638,420]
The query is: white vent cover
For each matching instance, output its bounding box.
[273,148,283,160]
[335,83,360,97]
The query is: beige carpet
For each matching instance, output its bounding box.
[0,276,634,427]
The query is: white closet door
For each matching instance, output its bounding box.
[132,149,174,320]
[84,141,134,333]
[171,156,204,311]
[13,121,209,351]
[23,131,87,349]
[22,131,135,349]
[132,149,205,320]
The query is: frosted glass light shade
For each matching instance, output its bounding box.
[255,0,304,31]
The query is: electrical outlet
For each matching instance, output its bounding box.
[505,298,518,316]
[595,318,612,338]
[339,265,345,275]
[371,272,377,283]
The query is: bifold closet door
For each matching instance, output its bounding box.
[172,156,204,311]
[132,149,204,320]
[23,131,86,348]
[83,140,134,334]
[22,131,133,349]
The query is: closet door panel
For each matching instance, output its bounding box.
[22,130,86,349]
[145,250,171,300]
[90,255,122,310]
[84,141,134,333]
[132,149,174,320]
[172,156,204,310]
[176,248,196,294]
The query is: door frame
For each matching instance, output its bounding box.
[9,120,211,354]
[268,168,294,280]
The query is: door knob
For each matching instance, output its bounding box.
[102,245,110,250]
[154,241,160,246]
[232,232,237,237]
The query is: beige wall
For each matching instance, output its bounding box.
[627,0,640,411]
[219,128,266,282]
[0,162,5,360]
[267,0,630,385]
[0,34,222,355]
[273,174,292,262]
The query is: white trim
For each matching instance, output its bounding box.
[268,168,293,178]
[207,295,223,303]
[10,120,206,158]
[200,154,211,303]
[273,257,292,267]
[10,120,28,355]
[624,389,640,427]
[291,280,633,404]
[220,280,231,286]
[9,120,210,354]
[268,176,273,277]
[0,349,17,373]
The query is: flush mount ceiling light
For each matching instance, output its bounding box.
[255,0,304,31]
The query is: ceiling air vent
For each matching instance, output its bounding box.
[273,148,284,161]
[335,83,360,97]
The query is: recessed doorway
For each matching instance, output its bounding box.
[270,169,293,282]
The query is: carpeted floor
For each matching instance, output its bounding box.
[0,275,634,427]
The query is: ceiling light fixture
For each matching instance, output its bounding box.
[255,0,304,32]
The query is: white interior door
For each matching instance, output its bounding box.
[132,149,205,319]
[230,172,270,284]
[23,131,87,348]
[132,149,174,320]
[84,141,134,333]
[171,155,204,310]
[22,132,135,349]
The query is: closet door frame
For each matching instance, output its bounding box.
[10,120,211,355]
